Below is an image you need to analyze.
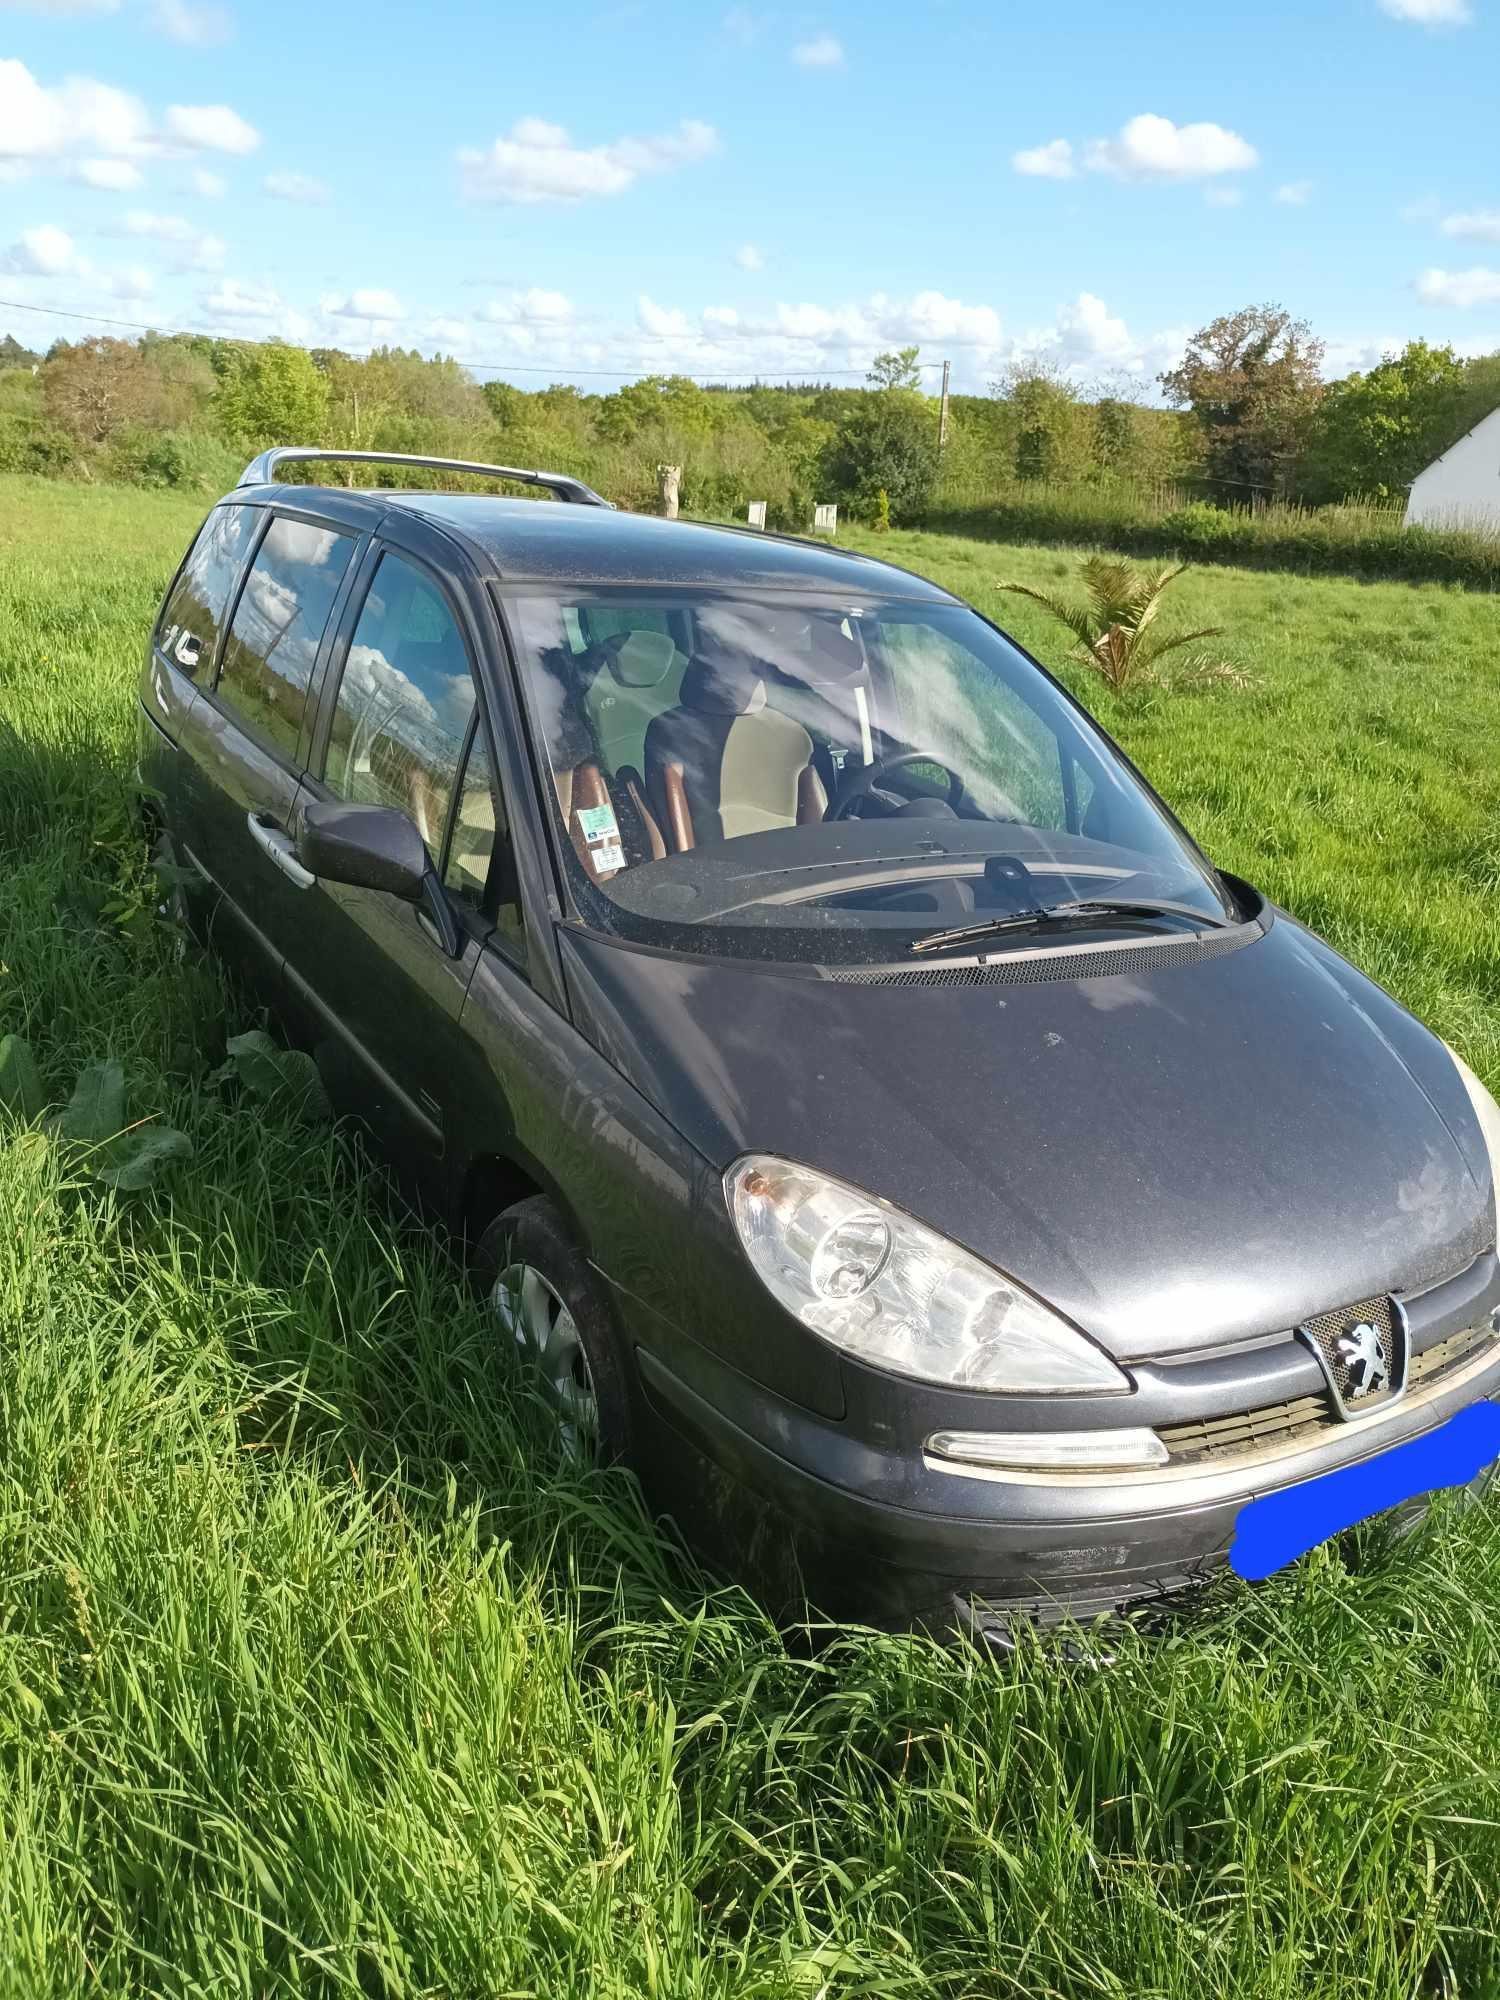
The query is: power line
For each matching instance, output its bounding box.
[0,293,952,384]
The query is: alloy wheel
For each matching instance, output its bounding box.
[492,1259,599,1455]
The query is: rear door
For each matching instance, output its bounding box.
[175,506,365,994]
[282,530,523,1194]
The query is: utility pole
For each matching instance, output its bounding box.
[938,358,951,453]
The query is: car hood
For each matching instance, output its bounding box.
[559,914,1494,1362]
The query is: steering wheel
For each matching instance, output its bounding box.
[832,748,967,820]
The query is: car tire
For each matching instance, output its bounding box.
[473,1195,635,1465]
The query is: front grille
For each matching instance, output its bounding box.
[1299,1292,1402,1414]
[1158,1320,1493,1468]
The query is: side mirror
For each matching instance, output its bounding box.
[298,801,429,900]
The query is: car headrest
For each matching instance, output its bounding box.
[802,618,864,682]
[605,629,678,688]
[680,655,767,715]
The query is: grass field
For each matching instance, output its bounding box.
[4,472,1500,1998]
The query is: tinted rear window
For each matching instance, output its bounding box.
[156,504,260,676]
[215,516,357,762]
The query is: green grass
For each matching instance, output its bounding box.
[4,472,1500,1998]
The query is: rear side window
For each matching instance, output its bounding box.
[215,516,357,762]
[155,503,259,677]
[322,551,478,855]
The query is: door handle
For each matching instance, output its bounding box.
[246,812,316,890]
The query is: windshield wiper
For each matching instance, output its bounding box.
[909,896,1233,956]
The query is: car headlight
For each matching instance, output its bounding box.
[1447,1045,1500,1188]
[725,1154,1128,1393]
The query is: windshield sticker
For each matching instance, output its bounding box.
[576,803,619,844]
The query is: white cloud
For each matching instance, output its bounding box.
[1275,180,1313,205]
[0,220,157,299]
[480,287,575,326]
[1418,265,1500,306]
[263,170,330,205]
[201,276,285,318]
[458,115,718,204]
[1085,113,1258,180]
[1204,186,1243,208]
[0,223,83,275]
[150,0,233,43]
[626,286,1006,383]
[119,208,226,268]
[163,103,259,154]
[792,33,844,67]
[1441,209,1500,242]
[0,59,259,181]
[189,167,226,197]
[74,157,144,191]
[122,208,199,242]
[1378,0,1472,23]
[109,263,154,298]
[1012,139,1075,180]
[422,315,472,348]
[1012,114,1257,184]
[638,295,695,340]
[735,243,764,271]
[323,287,406,321]
[0,0,119,12]
[0,61,151,160]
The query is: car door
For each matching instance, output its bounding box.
[282,532,522,1197]
[174,506,365,997]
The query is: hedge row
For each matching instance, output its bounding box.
[923,493,1500,591]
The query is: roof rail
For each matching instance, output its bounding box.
[235,446,613,507]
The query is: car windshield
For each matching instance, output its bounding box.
[502,587,1236,965]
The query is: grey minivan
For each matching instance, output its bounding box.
[139,447,1500,1639]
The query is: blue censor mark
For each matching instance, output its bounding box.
[1229,1400,1500,1582]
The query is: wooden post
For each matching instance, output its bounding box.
[658,464,682,519]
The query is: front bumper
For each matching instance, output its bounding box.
[622,1255,1500,1625]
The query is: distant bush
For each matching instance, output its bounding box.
[103,427,244,492]
[0,413,76,476]
[926,483,1500,590]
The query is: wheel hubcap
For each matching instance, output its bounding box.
[492,1260,598,1453]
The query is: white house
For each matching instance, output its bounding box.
[1405,406,1500,534]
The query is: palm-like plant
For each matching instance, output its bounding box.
[1000,558,1236,692]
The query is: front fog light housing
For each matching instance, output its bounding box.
[928,1427,1169,1472]
[726,1154,1128,1394]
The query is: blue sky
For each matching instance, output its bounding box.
[2,0,1498,393]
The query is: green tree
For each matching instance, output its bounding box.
[821,392,939,523]
[1304,340,1468,501]
[866,346,922,392]
[1160,304,1325,501]
[481,379,524,429]
[212,341,330,450]
[595,374,718,444]
[40,338,157,445]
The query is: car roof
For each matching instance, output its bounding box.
[271,488,958,600]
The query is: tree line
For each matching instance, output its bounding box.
[1,306,1497,527]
